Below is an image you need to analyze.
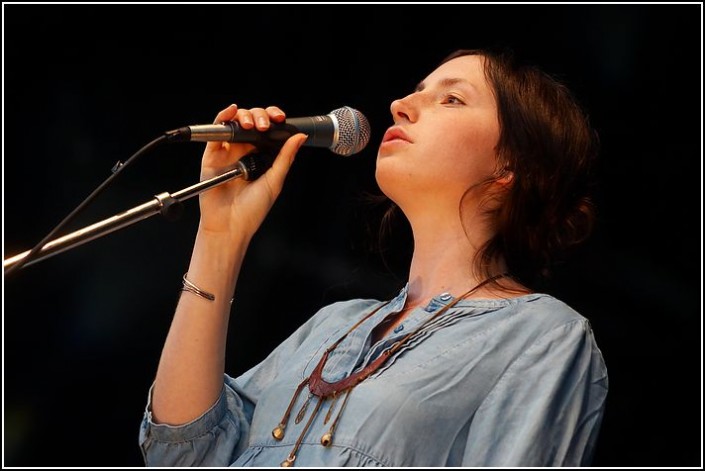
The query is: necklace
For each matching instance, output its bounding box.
[273,273,508,467]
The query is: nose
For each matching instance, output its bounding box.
[390,94,416,123]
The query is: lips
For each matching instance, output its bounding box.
[381,126,413,144]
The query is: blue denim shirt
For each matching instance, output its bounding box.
[139,286,608,467]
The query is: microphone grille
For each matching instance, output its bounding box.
[330,107,371,156]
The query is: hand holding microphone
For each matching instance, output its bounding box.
[194,104,302,238]
[192,104,371,239]
[169,105,371,157]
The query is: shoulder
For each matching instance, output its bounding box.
[509,293,589,327]
[459,292,591,333]
[471,294,608,393]
[462,293,603,361]
[503,294,607,373]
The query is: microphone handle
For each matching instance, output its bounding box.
[226,121,300,146]
[284,116,336,148]
[228,117,336,149]
[181,117,336,149]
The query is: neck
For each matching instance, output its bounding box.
[403,207,505,306]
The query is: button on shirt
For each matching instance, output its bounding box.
[139,287,608,467]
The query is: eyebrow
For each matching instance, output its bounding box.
[414,77,478,94]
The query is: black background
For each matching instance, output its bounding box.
[3,4,702,467]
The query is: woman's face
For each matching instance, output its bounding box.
[376,54,501,211]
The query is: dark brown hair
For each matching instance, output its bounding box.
[441,48,599,289]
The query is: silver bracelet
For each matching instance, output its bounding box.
[181,273,216,301]
[180,273,235,304]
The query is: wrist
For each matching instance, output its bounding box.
[185,225,251,296]
[196,222,253,251]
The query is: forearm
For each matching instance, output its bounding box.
[151,225,251,425]
[148,103,304,425]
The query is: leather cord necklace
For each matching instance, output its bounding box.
[273,273,509,467]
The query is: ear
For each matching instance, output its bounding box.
[495,169,514,186]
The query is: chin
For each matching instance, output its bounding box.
[374,160,396,199]
[374,164,392,198]
[374,157,415,207]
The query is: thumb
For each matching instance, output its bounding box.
[263,133,308,191]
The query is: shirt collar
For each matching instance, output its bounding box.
[390,282,545,310]
[390,283,456,311]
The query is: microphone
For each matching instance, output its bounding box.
[168,106,371,157]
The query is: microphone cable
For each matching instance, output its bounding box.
[4,134,169,277]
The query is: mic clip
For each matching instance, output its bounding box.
[154,192,184,222]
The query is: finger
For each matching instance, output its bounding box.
[262,133,308,198]
[212,103,238,124]
[235,109,256,129]
[266,106,286,123]
[206,104,238,152]
[248,107,271,131]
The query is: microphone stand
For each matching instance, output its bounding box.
[4,164,247,272]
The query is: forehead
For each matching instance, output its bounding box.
[422,55,491,94]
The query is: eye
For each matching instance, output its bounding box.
[442,94,465,105]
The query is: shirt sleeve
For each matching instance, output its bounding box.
[462,318,609,467]
[138,301,349,467]
[138,380,250,467]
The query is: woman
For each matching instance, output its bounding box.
[139,48,608,467]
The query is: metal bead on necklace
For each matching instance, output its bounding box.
[272,273,508,467]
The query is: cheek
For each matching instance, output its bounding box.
[374,117,500,200]
[425,130,497,186]
[454,121,500,177]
